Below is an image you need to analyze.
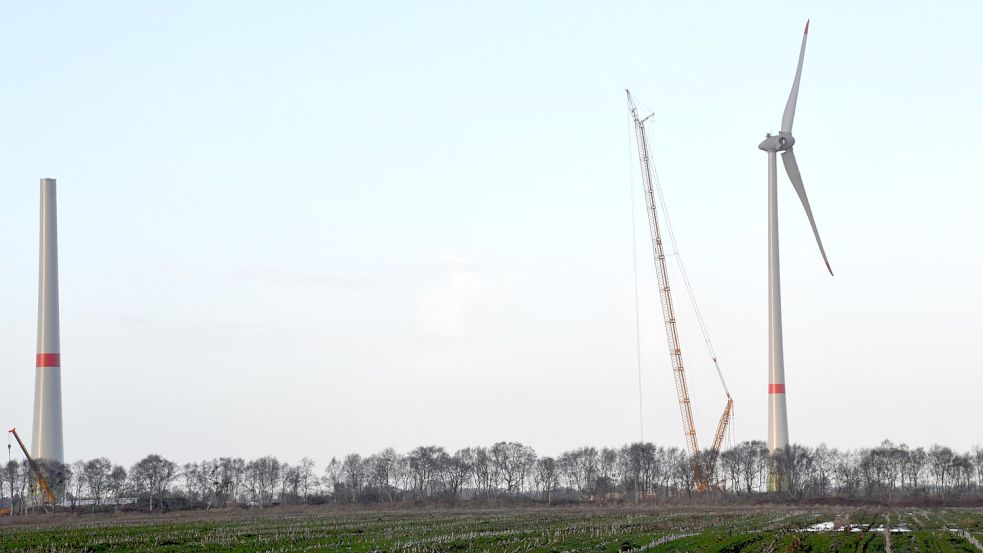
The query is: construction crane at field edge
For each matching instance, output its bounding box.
[8,427,58,511]
[627,90,734,492]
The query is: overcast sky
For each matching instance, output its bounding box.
[1,1,980,466]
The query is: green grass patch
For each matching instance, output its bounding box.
[1,507,982,552]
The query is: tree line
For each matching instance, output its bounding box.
[2,440,982,513]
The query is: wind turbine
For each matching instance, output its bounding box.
[758,19,832,460]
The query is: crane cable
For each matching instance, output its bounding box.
[626,98,645,444]
[650,156,731,397]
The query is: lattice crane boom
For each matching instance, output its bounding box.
[704,395,734,484]
[627,92,706,486]
[627,90,735,492]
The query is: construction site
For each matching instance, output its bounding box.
[2,3,982,551]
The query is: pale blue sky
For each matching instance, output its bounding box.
[1,2,981,465]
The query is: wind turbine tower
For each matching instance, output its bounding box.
[32,177,64,463]
[758,20,833,459]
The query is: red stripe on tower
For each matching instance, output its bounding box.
[768,383,786,394]
[36,353,61,367]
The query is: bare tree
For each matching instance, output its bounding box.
[901,446,927,495]
[108,465,127,509]
[322,457,342,502]
[835,451,860,498]
[952,454,974,496]
[812,444,837,497]
[130,454,177,512]
[649,446,672,499]
[16,438,983,512]
[515,445,538,494]
[489,442,523,495]
[83,458,113,507]
[534,457,559,504]
[672,449,695,498]
[367,449,400,502]
[0,463,7,513]
[245,456,281,506]
[297,457,318,504]
[215,457,246,506]
[774,445,813,499]
[341,454,366,502]
[280,463,300,504]
[718,448,741,494]
[197,459,222,508]
[407,446,449,499]
[620,443,653,501]
[731,441,768,494]
[928,445,954,496]
[3,461,29,515]
[65,460,85,508]
[597,448,619,497]
[471,447,493,498]
[973,446,983,490]
[445,449,473,501]
[559,447,599,498]
[182,462,203,504]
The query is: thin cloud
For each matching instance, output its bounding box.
[417,255,483,338]
[248,269,373,289]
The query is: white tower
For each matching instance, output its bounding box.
[32,177,64,463]
[757,21,832,458]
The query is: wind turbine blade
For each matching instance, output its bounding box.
[781,149,833,275]
[781,19,809,133]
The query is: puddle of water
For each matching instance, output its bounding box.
[799,522,911,533]
[802,521,836,532]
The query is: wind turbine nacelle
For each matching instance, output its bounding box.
[758,132,795,152]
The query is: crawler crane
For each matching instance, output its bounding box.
[8,427,58,511]
[627,91,734,492]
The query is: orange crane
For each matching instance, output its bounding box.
[7,428,57,510]
[627,91,733,492]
